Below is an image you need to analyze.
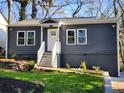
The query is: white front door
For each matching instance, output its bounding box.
[47,29,57,51]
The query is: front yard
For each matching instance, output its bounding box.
[0,69,104,93]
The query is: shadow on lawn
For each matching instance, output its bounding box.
[0,77,44,93]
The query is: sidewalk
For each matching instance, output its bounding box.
[111,72,124,93]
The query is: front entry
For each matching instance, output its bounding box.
[47,29,57,51]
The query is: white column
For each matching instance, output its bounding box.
[41,26,43,44]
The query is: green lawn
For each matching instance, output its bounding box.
[0,69,104,93]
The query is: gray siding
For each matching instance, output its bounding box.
[8,26,41,59]
[60,23,118,76]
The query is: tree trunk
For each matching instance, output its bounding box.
[31,0,37,18]
[19,0,28,21]
[8,0,12,24]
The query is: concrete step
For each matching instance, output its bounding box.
[39,52,52,67]
[39,62,52,67]
[41,56,52,62]
[44,52,52,55]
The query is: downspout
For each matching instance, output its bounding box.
[5,27,8,58]
[117,21,120,77]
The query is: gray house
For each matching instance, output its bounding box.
[7,18,120,76]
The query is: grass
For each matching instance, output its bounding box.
[0,69,104,93]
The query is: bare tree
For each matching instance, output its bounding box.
[31,0,37,18]
[8,0,12,24]
[38,0,71,18]
[71,0,93,18]
[15,0,29,21]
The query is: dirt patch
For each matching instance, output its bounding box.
[0,77,44,93]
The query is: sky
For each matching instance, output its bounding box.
[0,0,122,23]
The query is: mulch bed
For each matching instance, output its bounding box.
[0,78,44,93]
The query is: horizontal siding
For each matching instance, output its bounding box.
[60,23,117,54]
[60,23,118,76]
[8,26,41,59]
[61,54,118,76]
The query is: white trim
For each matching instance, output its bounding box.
[117,22,120,77]
[77,29,87,45]
[41,27,43,44]
[26,31,35,46]
[66,29,76,45]
[5,27,8,58]
[41,23,58,27]
[16,31,25,46]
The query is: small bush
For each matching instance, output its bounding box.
[92,66,100,71]
[120,63,124,72]
[80,61,87,72]
[26,61,35,71]
[18,61,35,72]
[65,63,70,68]
[0,53,4,58]
[11,53,17,59]
[25,57,33,61]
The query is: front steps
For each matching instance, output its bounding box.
[39,52,52,67]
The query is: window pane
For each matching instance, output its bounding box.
[27,32,35,45]
[78,37,85,43]
[18,39,24,45]
[68,31,74,36]
[18,32,24,38]
[68,38,74,44]
[28,39,34,45]
[78,30,85,36]
[51,31,56,35]
[28,32,34,39]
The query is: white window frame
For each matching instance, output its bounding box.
[26,31,35,46]
[17,31,25,46]
[66,29,76,45]
[77,29,87,45]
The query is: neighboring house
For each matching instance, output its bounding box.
[7,18,119,76]
[0,12,8,51]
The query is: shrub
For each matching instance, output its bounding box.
[26,61,35,71]
[0,53,4,58]
[18,61,35,72]
[120,63,124,72]
[80,61,87,72]
[65,63,70,68]
[11,53,17,59]
[92,66,100,71]
[25,57,33,61]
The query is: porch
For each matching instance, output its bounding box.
[37,19,61,68]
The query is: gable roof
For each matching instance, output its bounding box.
[41,18,59,23]
[9,17,117,27]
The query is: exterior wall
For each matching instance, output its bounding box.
[0,13,8,50]
[60,23,118,76]
[8,26,41,59]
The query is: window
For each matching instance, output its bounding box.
[66,29,76,45]
[17,31,25,46]
[77,29,87,45]
[27,31,35,46]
